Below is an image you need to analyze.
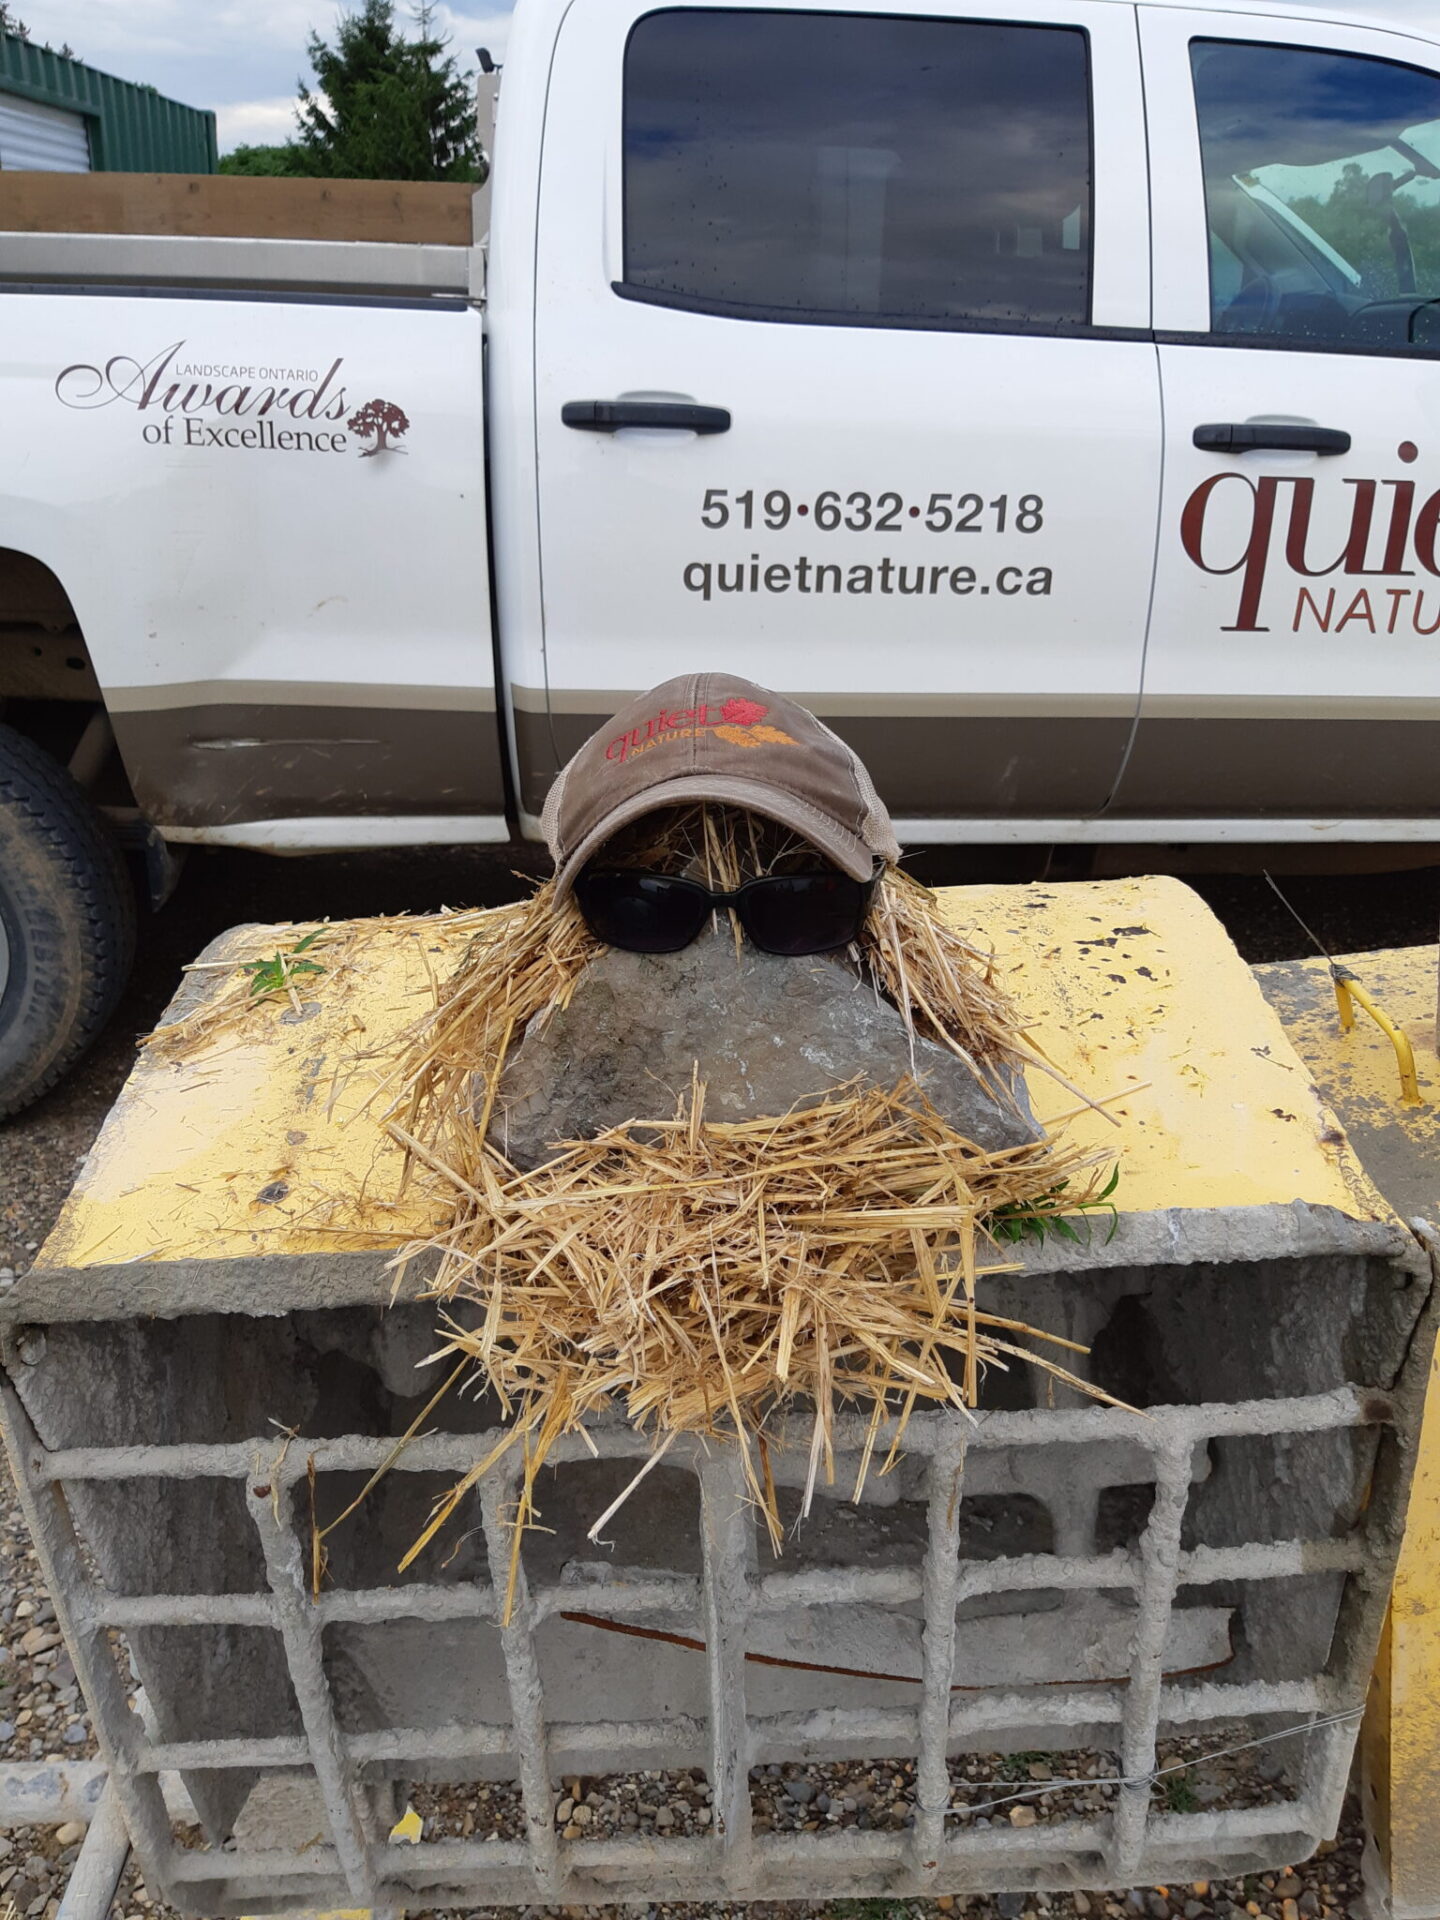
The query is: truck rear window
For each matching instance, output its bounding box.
[621,8,1092,329]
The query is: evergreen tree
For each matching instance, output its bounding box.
[296,0,483,183]
[0,5,75,56]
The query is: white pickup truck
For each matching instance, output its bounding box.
[1,0,1439,1112]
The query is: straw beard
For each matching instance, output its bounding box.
[372,807,1123,1609]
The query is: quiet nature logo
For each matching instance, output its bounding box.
[1182,440,1440,637]
[53,341,410,459]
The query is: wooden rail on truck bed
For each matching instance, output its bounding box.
[0,172,476,245]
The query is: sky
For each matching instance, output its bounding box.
[13,1,515,152]
[13,0,1440,155]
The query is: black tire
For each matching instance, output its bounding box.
[0,721,136,1120]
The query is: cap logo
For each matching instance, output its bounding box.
[605,696,797,767]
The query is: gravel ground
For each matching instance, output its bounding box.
[0,841,1427,1918]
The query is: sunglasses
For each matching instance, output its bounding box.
[573,865,880,957]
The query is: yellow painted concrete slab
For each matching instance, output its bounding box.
[37,875,1391,1282]
[39,913,477,1273]
[1254,945,1437,1229]
[1254,944,1439,1919]
[938,875,1388,1221]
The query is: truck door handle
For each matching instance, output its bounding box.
[562,400,731,434]
[1192,422,1350,455]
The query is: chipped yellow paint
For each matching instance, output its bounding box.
[1254,944,1439,1917]
[939,875,1388,1221]
[37,875,1391,1281]
[40,915,479,1272]
[390,1804,423,1844]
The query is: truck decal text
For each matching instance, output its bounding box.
[1180,442,1440,636]
[51,341,409,462]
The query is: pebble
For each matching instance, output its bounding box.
[52,1826,83,1849]
[783,1779,816,1805]
[1009,1805,1038,1828]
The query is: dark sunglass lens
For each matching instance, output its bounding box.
[739,874,867,956]
[574,872,711,953]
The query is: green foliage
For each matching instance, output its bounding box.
[219,144,312,178]
[0,3,75,55]
[242,929,326,1001]
[296,0,485,183]
[1283,158,1440,301]
[1163,1767,1200,1815]
[989,1165,1120,1247]
[998,1749,1051,1782]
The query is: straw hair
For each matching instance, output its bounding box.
[369,807,1124,1606]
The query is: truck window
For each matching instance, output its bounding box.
[1191,39,1440,352]
[621,8,1092,329]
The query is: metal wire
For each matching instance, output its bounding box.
[949,1706,1365,1822]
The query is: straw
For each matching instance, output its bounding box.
[361,809,1126,1601]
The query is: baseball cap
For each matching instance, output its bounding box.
[541,673,901,898]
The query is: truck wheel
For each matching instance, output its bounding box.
[0,722,136,1120]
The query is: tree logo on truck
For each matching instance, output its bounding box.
[346,398,410,456]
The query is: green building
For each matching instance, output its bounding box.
[0,33,216,173]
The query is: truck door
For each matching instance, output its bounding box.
[514,0,1161,833]
[1128,9,1440,826]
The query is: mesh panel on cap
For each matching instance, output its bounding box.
[807,712,902,862]
[539,759,571,859]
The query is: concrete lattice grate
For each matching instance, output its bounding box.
[0,1385,1406,1912]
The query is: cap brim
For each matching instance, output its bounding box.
[552,773,878,898]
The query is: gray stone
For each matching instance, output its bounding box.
[997,1896,1027,1919]
[488,929,1037,1168]
[783,1779,816,1805]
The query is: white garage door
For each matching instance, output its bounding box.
[0,94,90,171]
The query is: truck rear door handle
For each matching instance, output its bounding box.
[562,400,731,434]
[1193,422,1350,455]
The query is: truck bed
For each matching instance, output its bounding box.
[0,173,484,296]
